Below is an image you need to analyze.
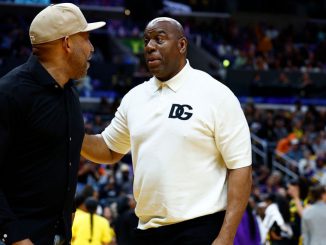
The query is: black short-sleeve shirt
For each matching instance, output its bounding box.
[0,55,84,244]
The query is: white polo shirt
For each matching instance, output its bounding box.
[102,61,251,229]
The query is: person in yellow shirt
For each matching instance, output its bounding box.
[72,197,115,245]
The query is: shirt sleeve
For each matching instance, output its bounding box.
[0,92,28,243]
[214,89,252,169]
[101,97,131,154]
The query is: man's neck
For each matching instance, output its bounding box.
[39,60,69,88]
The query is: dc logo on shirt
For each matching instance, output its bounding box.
[168,104,193,120]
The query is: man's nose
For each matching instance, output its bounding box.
[145,39,156,52]
[89,41,94,52]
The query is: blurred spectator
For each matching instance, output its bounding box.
[234,204,261,245]
[276,133,297,155]
[287,177,311,245]
[261,193,293,245]
[115,163,133,195]
[79,185,103,215]
[76,75,93,97]
[97,97,114,115]
[312,131,326,156]
[72,197,115,245]
[113,195,138,245]
[286,138,304,162]
[311,155,326,183]
[273,117,289,142]
[99,175,120,205]
[301,185,326,245]
[93,115,106,134]
[299,72,314,98]
[77,157,100,194]
[277,72,291,87]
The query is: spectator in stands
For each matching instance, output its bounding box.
[261,193,293,245]
[277,72,291,86]
[276,133,297,155]
[299,72,314,98]
[256,110,277,141]
[115,163,133,195]
[82,17,252,245]
[273,116,289,142]
[93,115,106,134]
[114,195,138,245]
[243,101,258,127]
[286,138,304,162]
[72,197,114,245]
[292,100,305,123]
[312,131,326,156]
[301,185,326,245]
[287,177,311,245]
[250,72,263,95]
[311,155,326,183]
[298,150,316,178]
[99,176,120,204]
[97,97,114,115]
[76,74,93,97]
[275,72,293,96]
[0,3,105,244]
[292,119,304,139]
[78,184,103,215]
[234,203,261,245]
[263,171,284,195]
[77,157,101,194]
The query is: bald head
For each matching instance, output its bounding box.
[143,17,187,81]
[145,17,185,39]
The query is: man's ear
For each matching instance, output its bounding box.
[178,37,187,54]
[62,36,71,52]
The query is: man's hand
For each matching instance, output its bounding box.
[288,184,299,199]
[13,239,34,245]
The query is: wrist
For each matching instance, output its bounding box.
[216,231,234,243]
[213,235,234,245]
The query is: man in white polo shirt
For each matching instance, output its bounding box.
[82,17,252,245]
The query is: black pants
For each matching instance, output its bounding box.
[133,211,225,245]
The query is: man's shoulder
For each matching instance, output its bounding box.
[0,63,30,93]
[189,67,230,90]
[187,67,235,104]
[303,203,326,218]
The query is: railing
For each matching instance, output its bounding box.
[251,133,299,181]
[251,133,269,166]
[272,152,299,181]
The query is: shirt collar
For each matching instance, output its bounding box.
[152,59,190,93]
[27,55,73,89]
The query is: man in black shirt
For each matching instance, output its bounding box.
[0,3,105,245]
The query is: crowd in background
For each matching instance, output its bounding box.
[0,4,326,245]
[188,19,326,73]
[1,13,326,102]
[1,12,326,71]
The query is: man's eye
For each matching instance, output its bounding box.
[156,37,164,44]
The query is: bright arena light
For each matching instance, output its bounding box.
[124,9,131,16]
[223,59,230,68]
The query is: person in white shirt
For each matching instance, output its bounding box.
[81,17,252,245]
